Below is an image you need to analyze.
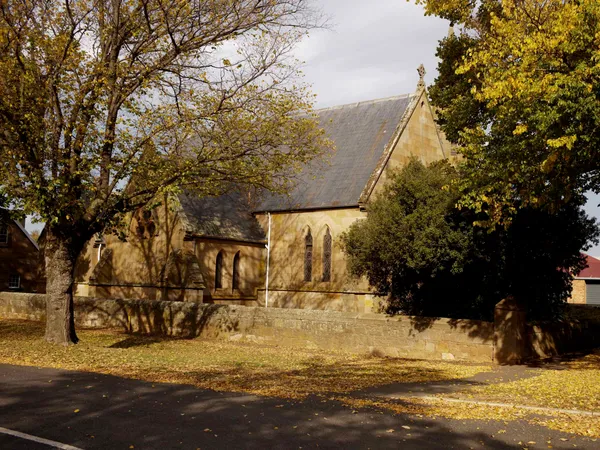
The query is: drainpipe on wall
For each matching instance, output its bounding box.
[265,212,272,308]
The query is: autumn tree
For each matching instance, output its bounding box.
[421,0,600,221]
[0,0,328,344]
[341,160,598,320]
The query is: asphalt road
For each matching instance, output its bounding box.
[0,363,596,449]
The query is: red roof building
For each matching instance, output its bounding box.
[571,254,600,305]
[576,254,600,279]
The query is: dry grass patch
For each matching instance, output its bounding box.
[451,351,600,412]
[334,396,600,439]
[0,320,488,399]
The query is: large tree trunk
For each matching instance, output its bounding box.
[44,227,82,345]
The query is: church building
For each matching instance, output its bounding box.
[73,72,453,313]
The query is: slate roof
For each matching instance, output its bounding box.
[577,254,600,279]
[256,94,415,212]
[178,191,266,243]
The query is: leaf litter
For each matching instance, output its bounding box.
[1,320,598,438]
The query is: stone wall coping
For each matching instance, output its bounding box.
[0,292,492,329]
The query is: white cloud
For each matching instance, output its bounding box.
[296,0,449,107]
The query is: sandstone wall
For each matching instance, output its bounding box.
[0,292,494,362]
[73,197,186,299]
[194,239,264,304]
[254,208,373,312]
[369,90,448,200]
[527,304,600,358]
[4,293,597,364]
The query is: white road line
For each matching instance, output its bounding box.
[0,427,84,450]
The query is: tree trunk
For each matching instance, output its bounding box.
[44,227,81,345]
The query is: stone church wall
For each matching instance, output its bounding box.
[368,90,449,200]
[255,208,373,312]
[194,238,265,305]
[73,199,186,300]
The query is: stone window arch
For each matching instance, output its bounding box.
[322,227,332,282]
[232,251,240,292]
[304,228,313,282]
[215,251,224,290]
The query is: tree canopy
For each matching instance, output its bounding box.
[0,0,328,344]
[341,159,599,320]
[421,0,600,221]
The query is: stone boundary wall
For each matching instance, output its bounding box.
[527,304,600,359]
[0,292,494,362]
[3,293,598,364]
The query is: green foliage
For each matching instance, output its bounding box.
[341,160,599,320]
[422,0,600,221]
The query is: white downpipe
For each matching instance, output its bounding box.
[97,243,103,262]
[265,212,272,308]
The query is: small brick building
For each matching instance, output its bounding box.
[0,213,43,293]
[570,254,600,305]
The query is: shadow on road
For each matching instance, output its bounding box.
[0,364,593,450]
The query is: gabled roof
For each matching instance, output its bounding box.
[178,191,266,243]
[0,209,39,250]
[576,254,600,279]
[255,93,417,212]
[12,219,39,250]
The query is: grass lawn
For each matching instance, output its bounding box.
[453,351,600,412]
[0,320,488,399]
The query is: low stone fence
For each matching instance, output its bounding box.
[0,292,494,362]
[527,304,600,359]
[1,292,598,364]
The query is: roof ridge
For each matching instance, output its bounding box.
[313,93,414,113]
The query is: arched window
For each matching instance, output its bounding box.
[232,252,240,292]
[322,227,332,282]
[215,251,223,290]
[304,229,313,282]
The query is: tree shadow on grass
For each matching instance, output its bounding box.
[0,320,488,400]
[108,335,187,348]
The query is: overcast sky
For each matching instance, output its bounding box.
[296,0,449,108]
[25,0,600,257]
